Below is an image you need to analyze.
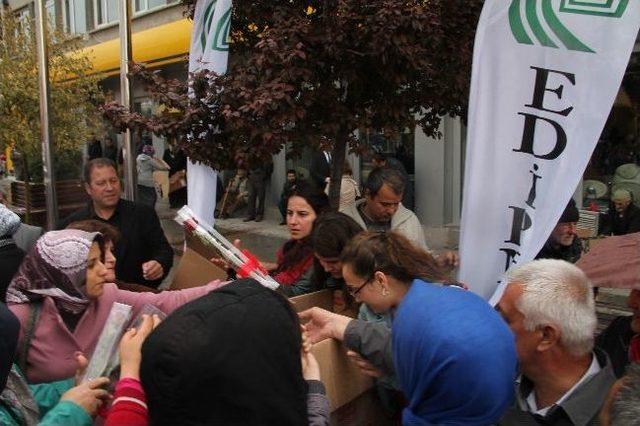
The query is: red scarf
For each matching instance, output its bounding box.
[272,251,314,287]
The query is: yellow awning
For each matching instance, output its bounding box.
[80,18,193,77]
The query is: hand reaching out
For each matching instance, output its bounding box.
[298,307,353,343]
[60,377,110,417]
[119,314,162,380]
[209,239,243,271]
[142,260,164,281]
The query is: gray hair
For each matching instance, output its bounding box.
[506,259,596,357]
[364,167,405,197]
[611,364,640,426]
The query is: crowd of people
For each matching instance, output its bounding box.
[0,153,639,426]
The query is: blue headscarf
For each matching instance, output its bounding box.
[392,280,517,425]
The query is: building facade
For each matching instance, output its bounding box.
[6,0,640,245]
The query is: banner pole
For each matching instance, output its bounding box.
[34,0,58,229]
[119,0,136,201]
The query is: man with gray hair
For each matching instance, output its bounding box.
[601,189,640,236]
[497,259,616,425]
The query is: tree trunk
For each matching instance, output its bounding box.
[328,133,347,211]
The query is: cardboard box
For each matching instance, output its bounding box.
[170,247,227,290]
[290,290,374,412]
[330,389,395,426]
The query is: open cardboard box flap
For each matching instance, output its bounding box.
[171,247,227,290]
[172,241,373,411]
[290,290,374,411]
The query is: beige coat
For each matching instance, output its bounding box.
[341,199,429,252]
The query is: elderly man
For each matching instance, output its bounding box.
[497,259,616,425]
[536,199,582,263]
[59,158,173,288]
[602,189,640,236]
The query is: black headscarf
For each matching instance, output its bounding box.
[140,279,308,426]
[0,303,20,390]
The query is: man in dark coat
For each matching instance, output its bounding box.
[309,139,332,191]
[601,189,640,236]
[59,158,173,288]
[536,199,582,263]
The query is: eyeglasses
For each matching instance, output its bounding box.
[348,276,373,296]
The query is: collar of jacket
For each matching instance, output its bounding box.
[350,198,413,228]
[514,348,616,426]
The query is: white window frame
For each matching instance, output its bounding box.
[62,0,76,33]
[45,0,56,29]
[93,0,117,28]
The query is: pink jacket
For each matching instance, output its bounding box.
[9,281,227,383]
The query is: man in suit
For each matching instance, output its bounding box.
[309,138,332,191]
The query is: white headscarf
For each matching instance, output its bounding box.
[0,204,20,239]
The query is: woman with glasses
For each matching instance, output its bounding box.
[300,231,517,425]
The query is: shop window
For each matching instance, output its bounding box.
[582,50,639,223]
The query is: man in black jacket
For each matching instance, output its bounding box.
[536,199,582,263]
[59,158,173,288]
[601,189,640,236]
[309,139,332,191]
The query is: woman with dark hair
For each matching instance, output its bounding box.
[212,181,330,296]
[307,212,364,308]
[300,231,517,425]
[6,229,228,383]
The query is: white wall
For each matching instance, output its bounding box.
[414,116,463,227]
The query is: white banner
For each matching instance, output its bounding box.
[187,0,232,225]
[459,0,640,303]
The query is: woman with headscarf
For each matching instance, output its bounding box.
[6,229,227,384]
[136,144,169,208]
[0,205,24,299]
[139,278,329,426]
[0,302,109,425]
[66,220,158,293]
[300,231,517,425]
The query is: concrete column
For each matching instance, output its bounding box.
[270,148,286,204]
[443,116,463,225]
[414,121,446,226]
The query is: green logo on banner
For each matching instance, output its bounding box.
[199,0,230,53]
[210,7,231,52]
[509,0,629,53]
